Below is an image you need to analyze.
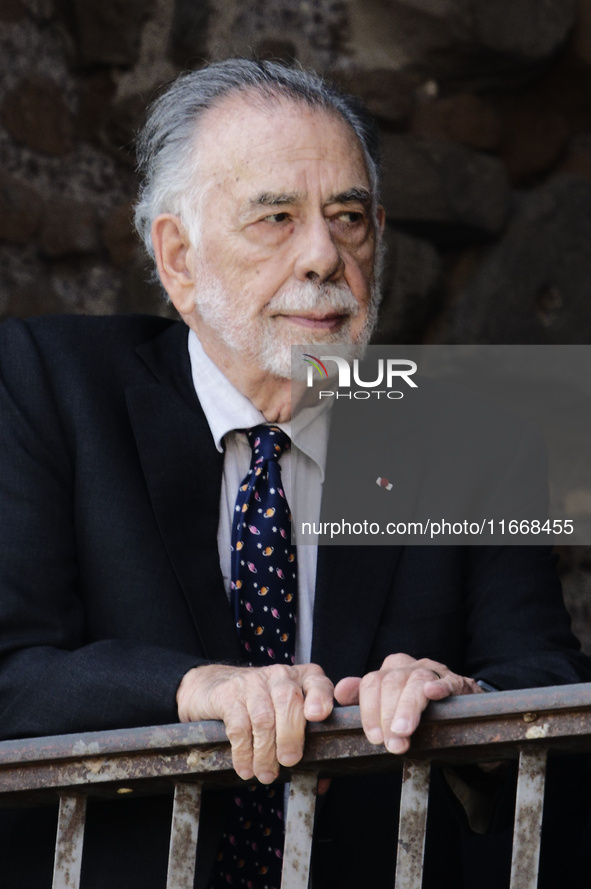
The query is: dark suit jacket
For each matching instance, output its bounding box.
[0,315,589,888]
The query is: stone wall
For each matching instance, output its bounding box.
[2,0,591,648]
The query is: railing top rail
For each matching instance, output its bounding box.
[1,682,591,769]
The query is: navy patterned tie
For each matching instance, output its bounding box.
[209,425,297,889]
[231,425,297,667]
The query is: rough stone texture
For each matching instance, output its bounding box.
[331,68,417,127]
[572,0,591,67]
[373,227,443,344]
[0,0,27,23]
[494,100,569,184]
[2,279,63,318]
[169,0,210,66]
[0,242,50,317]
[0,172,44,244]
[410,93,502,152]
[118,259,177,317]
[346,0,577,84]
[208,0,349,69]
[72,0,158,67]
[75,71,117,144]
[254,38,298,62]
[1,76,74,156]
[20,0,54,21]
[469,0,576,59]
[102,201,138,268]
[380,134,509,239]
[440,175,591,344]
[101,94,149,164]
[49,258,122,315]
[41,199,100,258]
[561,134,591,181]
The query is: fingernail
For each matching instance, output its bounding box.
[366,728,383,745]
[387,737,406,754]
[392,718,410,734]
[280,751,302,768]
[259,771,276,785]
[306,703,324,718]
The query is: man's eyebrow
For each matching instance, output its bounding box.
[248,192,302,209]
[327,187,372,205]
[243,187,372,217]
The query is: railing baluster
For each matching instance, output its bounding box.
[166,781,202,889]
[395,759,431,889]
[509,747,547,889]
[52,794,87,889]
[281,771,318,889]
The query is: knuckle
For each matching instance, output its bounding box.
[226,729,251,757]
[264,664,292,682]
[413,667,438,684]
[249,706,276,733]
[359,672,381,693]
[416,658,443,672]
[304,663,325,679]
[226,721,250,748]
[273,684,304,710]
[383,652,414,670]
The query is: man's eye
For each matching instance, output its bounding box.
[337,211,363,224]
[263,212,291,224]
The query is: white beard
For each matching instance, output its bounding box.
[194,272,379,380]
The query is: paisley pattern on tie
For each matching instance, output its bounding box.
[208,425,297,889]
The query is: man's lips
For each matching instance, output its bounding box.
[275,313,348,331]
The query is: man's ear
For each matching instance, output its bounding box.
[151,215,196,314]
[376,204,386,236]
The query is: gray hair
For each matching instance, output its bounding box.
[134,58,382,262]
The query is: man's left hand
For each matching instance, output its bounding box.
[334,653,482,754]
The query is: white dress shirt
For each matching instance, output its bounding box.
[187,331,329,665]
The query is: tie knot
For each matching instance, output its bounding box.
[247,425,290,463]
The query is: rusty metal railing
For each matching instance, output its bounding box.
[2,683,591,888]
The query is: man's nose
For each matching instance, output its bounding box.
[293,217,344,283]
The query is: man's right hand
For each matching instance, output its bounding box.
[176,663,334,784]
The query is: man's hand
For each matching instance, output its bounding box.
[334,653,482,755]
[177,663,334,784]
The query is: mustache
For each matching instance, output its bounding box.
[266,280,360,316]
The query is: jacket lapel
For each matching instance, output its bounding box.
[311,544,403,684]
[310,397,407,682]
[126,322,240,663]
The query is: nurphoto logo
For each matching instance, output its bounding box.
[302,354,418,400]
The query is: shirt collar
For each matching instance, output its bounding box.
[187,329,329,479]
[188,330,264,452]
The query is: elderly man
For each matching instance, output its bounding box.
[0,59,589,889]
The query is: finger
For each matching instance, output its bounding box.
[385,667,439,754]
[270,674,306,769]
[422,677,457,701]
[224,701,255,781]
[334,675,361,706]
[423,673,481,700]
[380,652,417,672]
[248,690,280,784]
[299,665,334,722]
[357,670,388,745]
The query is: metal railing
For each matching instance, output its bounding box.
[2,683,591,889]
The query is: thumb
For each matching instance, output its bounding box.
[334,676,362,706]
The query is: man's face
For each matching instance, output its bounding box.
[183,93,383,380]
